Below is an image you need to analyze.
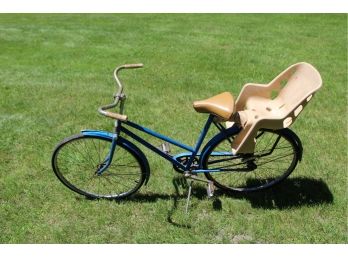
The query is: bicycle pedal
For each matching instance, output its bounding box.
[159,142,171,154]
[207,181,215,198]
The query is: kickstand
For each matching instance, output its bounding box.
[184,174,216,213]
[185,180,193,214]
[207,180,215,198]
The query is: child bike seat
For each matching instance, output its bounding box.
[193,92,235,121]
[230,62,322,154]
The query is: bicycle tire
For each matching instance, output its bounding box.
[201,128,300,192]
[52,134,146,199]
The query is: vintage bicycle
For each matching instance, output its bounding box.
[51,62,322,205]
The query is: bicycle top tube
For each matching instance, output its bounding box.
[124,120,194,152]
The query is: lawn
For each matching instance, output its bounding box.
[0,14,346,243]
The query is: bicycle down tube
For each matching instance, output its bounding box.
[118,115,215,171]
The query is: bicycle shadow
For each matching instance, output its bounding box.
[127,177,333,210]
[96,176,333,228]
[217,177,334,210]
[126,177,209,228]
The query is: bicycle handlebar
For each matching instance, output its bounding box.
[98,63,144,121]
[122,63,144,69]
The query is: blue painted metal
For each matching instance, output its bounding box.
[198,124,241,168]
[211,151,233,156]
[191,169,222,173]
[81,130,151,183]
[121,115,216,171]
[173,151,232,160]
[173,152,194,159]
[124,120,194,152]
[97,135,118,175]
[177,152,234,174]
[120,126,187,170]
[185,115,214,169]
[81,129,115,139]
[178,151,233,173]
[81,130,118,175]
[81,117,242,178]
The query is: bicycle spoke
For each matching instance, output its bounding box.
[53,135,145,199]
[68,142,95,169]
[203,129,298,192]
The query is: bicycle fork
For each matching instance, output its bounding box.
[96,133,118,175]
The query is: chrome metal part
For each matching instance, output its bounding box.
[185,180,193,214]
[98,63,143,119]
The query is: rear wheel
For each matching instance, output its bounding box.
[202,129,300,192]
[52,134,146,199]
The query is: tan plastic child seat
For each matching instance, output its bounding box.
[230,62,322,154]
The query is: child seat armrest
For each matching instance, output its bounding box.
[235,83,269,111]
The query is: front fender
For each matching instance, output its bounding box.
[81,129,116,140]
[81,130,151,184]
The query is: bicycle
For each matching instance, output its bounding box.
[51,62,322,205]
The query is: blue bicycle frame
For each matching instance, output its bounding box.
[88,114,238,175]
[119,114,215,171]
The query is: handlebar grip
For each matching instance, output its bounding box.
[104,111,128,121]
[123,63,144,69]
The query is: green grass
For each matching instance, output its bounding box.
[0,14,346,243]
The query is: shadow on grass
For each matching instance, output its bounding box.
[126,177,333,210]
[167,177,333,227]
[219,177,334,210]
[80,176,333,228]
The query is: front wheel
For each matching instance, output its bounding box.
[201,128,300,192]
[52,134,146,199]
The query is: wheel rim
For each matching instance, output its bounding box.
[53,136,144,198]
[204,130,298,192]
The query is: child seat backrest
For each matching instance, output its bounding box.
[275,62,322,116]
